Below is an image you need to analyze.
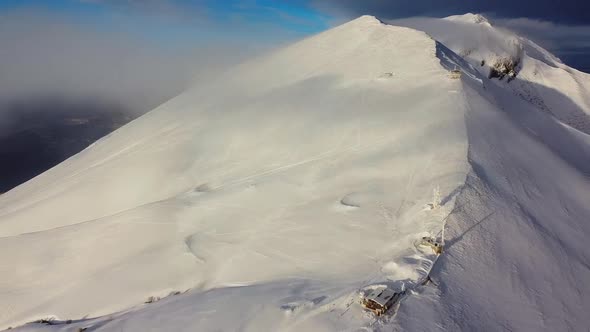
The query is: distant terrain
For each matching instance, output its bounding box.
[0,98,139,193]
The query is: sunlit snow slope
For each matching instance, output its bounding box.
[2,14,590,332]
[0,16,470,330]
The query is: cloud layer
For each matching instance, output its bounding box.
[0,6,283,118]
[0,10,190,113]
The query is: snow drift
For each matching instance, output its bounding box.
[1,14,590,332]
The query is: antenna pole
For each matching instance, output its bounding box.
[441,215,446,246]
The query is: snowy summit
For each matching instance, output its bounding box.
[444,13,491,25]
[1,14,590,332]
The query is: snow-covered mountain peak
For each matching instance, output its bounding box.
[0,14,473,331]
[0,16,456,241]
[208,15,448,97]
[345,14,383,26]
[444,13,491,26]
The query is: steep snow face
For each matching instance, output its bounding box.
[387,13,590,332]
[0,16,470,330]
[397,67,590,332]
[393,13,590,134]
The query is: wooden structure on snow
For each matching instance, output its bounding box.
[420,236,443,255]
[448,69,462,79]
[361,287,402,316]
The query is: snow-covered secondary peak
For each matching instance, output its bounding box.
[444,13,491,26]
[395,13,590,133]
[2,15,590,332]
